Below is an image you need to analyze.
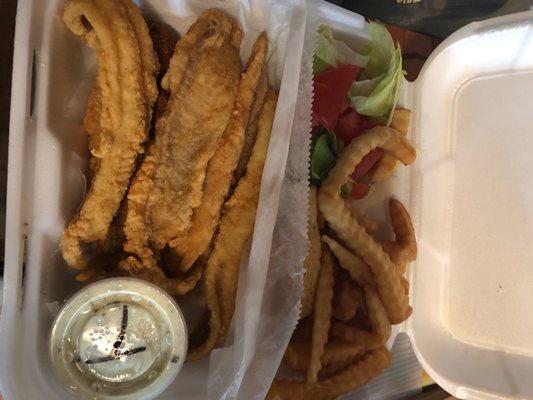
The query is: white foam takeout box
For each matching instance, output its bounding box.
[3,0,533,399]
[307,2,533,400]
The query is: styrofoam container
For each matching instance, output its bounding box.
[4,0,533,399]
[305,2,533,400]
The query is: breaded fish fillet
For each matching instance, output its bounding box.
[122,10,242,271]
[172,32,269,273]
[61,0,159,270]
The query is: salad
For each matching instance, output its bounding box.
[310,23,406,199]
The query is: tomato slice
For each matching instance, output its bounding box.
[360,117,384,131]
[351,148,384,181]
[335,109,362,143]
[312,65,360,132]
[351,182,370,200]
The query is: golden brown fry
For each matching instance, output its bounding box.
[83,86,103,174]
[383,198,417,275]
[318,126,415,324]
[267,347,392,400]
[61,0,159,270]
[322,236,374,287]
[331,287,391,346]
[318,357,359,379]
[349,206,379,233]
[333,278,362,322]
[215,91,277,342]
[301,186,322,318]
[284,339,368,372]
[123,9,242,269]
[172,32,269,273]
[308,248,335,382]
[369,108,412,182]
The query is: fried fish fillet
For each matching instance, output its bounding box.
[61,0,159,270]
[122,10,242,272]
[187,90,277,361]
[172,32,269,273]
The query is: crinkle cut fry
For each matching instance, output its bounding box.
[267,347,392,400]
[318,126,415,324]
[216,91,278,343]
[61,0,158,270]
[284,340,368,372]
[172,32,269,273]
[301,186,322,318]
[308,247,335,382]
[383,198,417,275]
[188,91,277,359]
[331,286,391,346]
[322,235,374,287]
[369,108,412,182]
[333,278,362,322]
[122,9,242,268]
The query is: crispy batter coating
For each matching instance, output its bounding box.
[187,91,277,360]
[173,32,269,273]
[122,9,242,270]
[61,0,159,270]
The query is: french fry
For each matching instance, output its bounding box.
[383,198,417,275]
[349,206,379,233]
[322,236,374,287]
[318,126,415,324]
[308,248,336,382]
[333,278,362,322]
[267,347,392,400]
[369,108,412,182]
[332,286,391,346]
[301,187,322,318]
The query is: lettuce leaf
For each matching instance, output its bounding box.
[310,128,342,186]
[349,22,405,124]
[313,26,369,75]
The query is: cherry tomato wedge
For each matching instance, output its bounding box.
[312,65,360,132]
[360,117,384,131]
[351,182,370,200]
[335,109,362,143]
[351,148,384,181]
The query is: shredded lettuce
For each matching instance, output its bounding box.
[340,181,353,198]
[348,22,405,124]
[313,26,369,75]
[310,128,342,186]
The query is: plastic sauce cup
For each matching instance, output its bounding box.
[49,277,187,400]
